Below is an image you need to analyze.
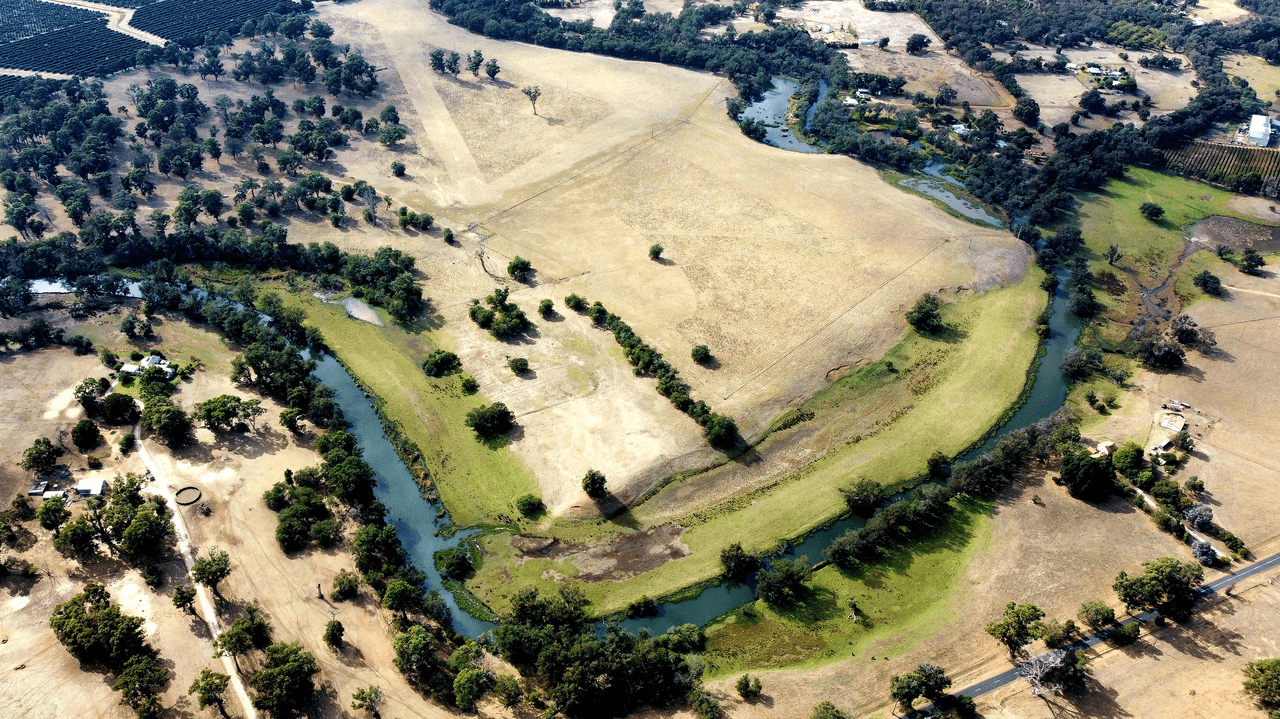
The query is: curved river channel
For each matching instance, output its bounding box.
[31,94,1074,635]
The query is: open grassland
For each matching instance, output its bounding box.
[267,286,540,528]
[469,269,1047,615]
[703,498,992,677]
[1226,53,1280,99]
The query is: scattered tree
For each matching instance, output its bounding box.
[1192,270,1222,295]
[22,437,63,474]
[484,58,500,80]
[351,685,383,716]
[508,357,530,375]
[249,642,319,719]
[522,86,542,115]
[906,33,931,54]
[1113,556,1204,621]
[172,585,197,614]
[736,673,763,701]
[507,256,533,282]
[1241,248,1267,275]
[188,668,230,717]
[1139,202,1165,221]
[1077,600,1115,631]
[422,350,461,377]
[985,601,1045,658]
[906,293,944,333]
[1243,658,1280,710]
[756,556,812,606]
[649,243,664,261]
[191,550,232,598]
[323,619,345,649]
[465,403,515,439]
[1104,244,1123,265]
[691,344,712,363]
[582,469,606,498]
[38,496,70,533]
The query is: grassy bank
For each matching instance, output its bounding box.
[468,267,1047,616]
[702,497,992,676]
[269,287,539,527]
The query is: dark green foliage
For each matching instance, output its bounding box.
[460,376,479,394]
[1113,556,1204,621]
[454,667,494,711]
[22,437,63,473]
[537,299,554,318]
[1139,201,1165,221]
[1242,248,1266,275]
[1040,618,1078,648]
[422,350,461,377]
[690,689,721,719]
[507,256,533,282]
[490,587,701,717]
[691,344,711,363]
[101,393,138,424]
[441,550,472,580]
[1013,96,1040,126]
[310,519,342,547]
[736,673,762,701]
[564,293,587,311]
[49,583,148,669]
[826,484,954,570]
[324,619,344,648]
[54,516,97,556]
[508,357,529,374]
[171,586,196,614]
[250,642,319,719]
[906,293,944,333]
[466,403,514,439]
[188,669,230,714]
[840,477,887,516]
[984,601,1045,658]
[809,701,848,719]
[1077,600,1115,631]
[37,496,69,531]
[1059,451,1115,502]
[720,542,760,580]
[906,33,931,54]
[1244,658,1280,708]
[391,161,406,177]
[515,494,543,517]
[112,654,168,709]
[582,469,607,499]
[333,569,359,600]
[649,243,664,261]
[626,595,659,618]
[191,549,231,597]
[890,662,951,711]
[1193,270,1222,296]
[757,556,813,606]
[1109,621,1140,645]
[1150,479,1190,511]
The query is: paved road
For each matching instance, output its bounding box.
[953,550,1280,699]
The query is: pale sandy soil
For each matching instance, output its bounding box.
[1191,0,1254,24]
[1227,195,1280,222]
[1016,43,1198,115]
[845,46,1006,107]
[777,0,940,50]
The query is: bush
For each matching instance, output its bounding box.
[840,478,888,517]
[515,494,543,517]
[1078,600,1115,630]
[690,689,721,719]
[310,519,342,547]
[1184,477,1204,493]
[564,293,587,311]
[324,619,344,648]
[1109,621,1140,646]
[1222,531,1247,555]
[1040,619,1077,648]
[625,596,658,618]
[441,550,473,580]
[538,299,554,318]
[118,432,135,454]
[508,357,529,374]
[720,542,759,579]
[649,244,664,261]
[332,569,358,600]
[1193,270,1222,296]
[582,469,606,498]
[71,419,103,452]
[465,403,514,438]
[736,673,762,701]
[422,350,461,377]
[1139,202,1165,221]
[507,256,533,282]
[906,293,944,333]
[460,376,479,394]
[391,161,406,177]
[691,344,712,363]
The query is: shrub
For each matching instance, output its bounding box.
[1040,619,1077,648]
[538,299,554,318]
[465,403,514,438]
[840,478,888,517]
[1078,600,1115,631]
[332,569,358,600]
[507,256,533,282]
[1139,202,1165,221]
[324,619,344,648]
[1193,270,1222,296]
[1184,477,1204,493]
[736,674,762,701]
[310,519,342,547]
[691,344,712,363]
[119,432,135,454]
[1222,531,1247,555]
[690,689,721,719]
[515,494,543,516]
[649,244,664,261]
[1192,540,1217,566]
[564,293,587,311]
[906,293,944,333]
[460,376,479,394]
[508,357,529,374]
[391,161,406,177]
[422,350,461,377]
[625,596,658,618]
[71,419,102,452]
[582,469,606,498]
[1109,621,1140,646]
[704,413,738,448]
[720,542,759,579]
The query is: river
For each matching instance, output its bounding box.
[739,77,829,153]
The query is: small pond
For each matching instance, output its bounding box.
[739,77,829,154]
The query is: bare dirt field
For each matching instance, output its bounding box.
[1191,0,1254,24]
[1017,43,1198,113]
[777,0,938,50]
[846,47,1005,107]
[979,571,1280,719]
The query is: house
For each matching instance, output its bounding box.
[122,354,174,378]
[1150,438,1173,455]
[951,124,971,137]
[42,489,65,501]
[27,480,49,496]
[1096,441,1117,456]
[1249,114,1273,147]
[76,478,106,496]
[1161,413,1188,432]
[1065,63,1081,71]
[1086,67,1104,75]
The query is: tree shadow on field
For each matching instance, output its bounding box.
[1158,609,1245,660]
[773,585,841,625]
[1036,676,1133,719]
